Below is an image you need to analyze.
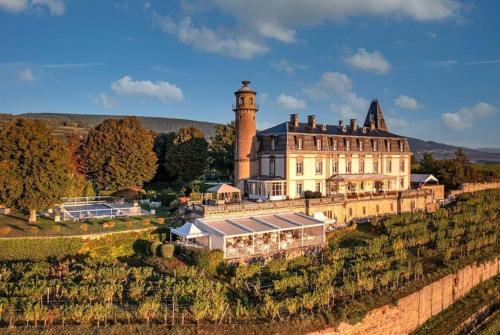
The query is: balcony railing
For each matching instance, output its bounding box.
[232,103,259,111]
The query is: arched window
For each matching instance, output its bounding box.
[239,96,244,105]
[249,97,254,104]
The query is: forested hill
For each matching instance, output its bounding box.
[407,137,500,162]
[1,112,500,161]
[17,112,219,138]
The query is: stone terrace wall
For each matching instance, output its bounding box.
[449,182,500,197]
[309,257,499,335]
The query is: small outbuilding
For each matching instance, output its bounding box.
[202,183,242,205]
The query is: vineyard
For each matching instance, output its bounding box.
[0,189,498,333]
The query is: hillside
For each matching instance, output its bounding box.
[2,112,500,162]
[407,137,500,162]
[15,112,219,138]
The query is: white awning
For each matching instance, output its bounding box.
[171,221,209,239]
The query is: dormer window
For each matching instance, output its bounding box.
[359,140,364,151]
[386,140,391,151]
[316,138,322,150]
[297,137,303,150]
[270,137,276,150]
[399,141,404,152]
[333,139,338,150]
[373,140,378,151]
[346,140,351,151]
[270,157,276,176]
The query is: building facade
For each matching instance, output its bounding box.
[233,81,412,201]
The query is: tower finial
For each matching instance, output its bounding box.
[242,80,251,86]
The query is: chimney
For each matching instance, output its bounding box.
[369,120,376,130]
[338,120,344,127]
[350,119,357,132]
[290,114,299,128]
[307,115,317,128]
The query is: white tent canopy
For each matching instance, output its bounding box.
[313,211,336,224]
[170,221,209,239]
[411,174,439,184]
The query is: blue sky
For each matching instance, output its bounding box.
[1,0,499,148]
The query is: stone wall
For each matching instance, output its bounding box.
[422,184,445,201]
[309,257,499,335]
[449,182,500,197]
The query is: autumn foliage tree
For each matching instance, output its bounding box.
[0,119,72,222]
[80,117,157,192]
[209,122,235,180]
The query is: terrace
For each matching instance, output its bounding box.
[195,212,327,259]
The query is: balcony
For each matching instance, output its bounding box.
[232,103,259,111]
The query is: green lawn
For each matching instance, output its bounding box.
[0,208,168,238]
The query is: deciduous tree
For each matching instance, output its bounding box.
[0,119,72,222]
[80,117,157,192]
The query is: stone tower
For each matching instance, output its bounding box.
[363,99,388,131]
[233,80,258,191]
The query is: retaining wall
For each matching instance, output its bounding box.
[309,257,500,335]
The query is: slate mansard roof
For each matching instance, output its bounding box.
[257,121,407,139]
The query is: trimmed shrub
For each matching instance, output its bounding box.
[125,221,134,229]
[80,223,89,232]
[29,226,40,235]
[0,227,12,236]
[159,243,174,259]
[156,217,165,224]
[102,221,116,229]
[313,191,322,198]
[142,219,151,226]
[150,240,163,256]
[304,190,314,199]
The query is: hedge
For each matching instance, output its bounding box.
[0,230,158,262]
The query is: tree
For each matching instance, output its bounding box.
[80,117,157,192]
[152,132,176,182]
[164,127,209,182]
[0,119,72,222]
[209,122,235,180]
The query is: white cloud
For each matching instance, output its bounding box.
[213,0,461,43]
[277,94,306,109]
[0,0,65,15]
[395,95,420,109]
[257,22,296,43]
[154,15,268,59]
[427,32,438,38]
[344,48,391,74]
[303,72,352,99]
[91,93,116,110]
[442,102,497,130]
[0,0,28,12]
[32,0,64,15]
[270,59,307,75]
[19,68,34,81]
[305,71,369,120]
[111,76,184,101]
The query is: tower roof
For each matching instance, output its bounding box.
[363,100,388,131]
[235,80,256,94]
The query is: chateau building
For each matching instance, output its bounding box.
[233,80,411,201]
